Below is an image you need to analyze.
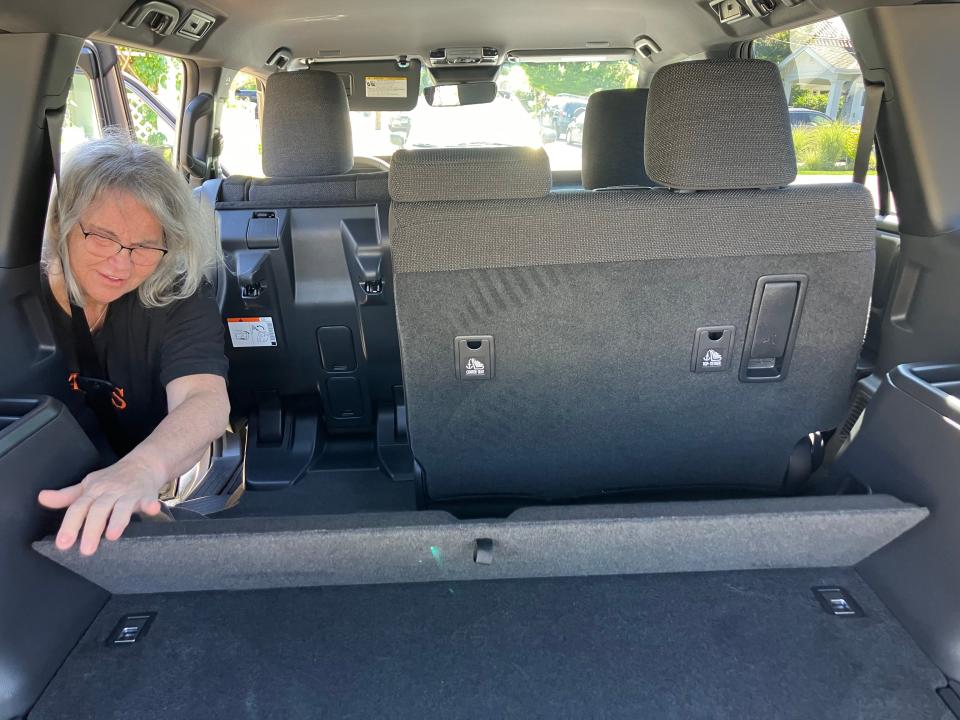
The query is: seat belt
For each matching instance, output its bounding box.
[875,140,891,216]
[67,301,132,452]
[853,81,885,186]
[45,109,131,454]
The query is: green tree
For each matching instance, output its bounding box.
[118,46,169,92]
[236,74,258,92]
[753,32,793,65]
[522,62,637,98]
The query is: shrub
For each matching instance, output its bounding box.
[790,88,829,113]
[792,120,874,171]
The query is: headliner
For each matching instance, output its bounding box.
[0,0,904,77]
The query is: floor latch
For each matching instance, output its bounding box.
[812,587,864,617]
[107,612,156,646]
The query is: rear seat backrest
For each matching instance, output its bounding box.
[389,59,876,502]
[581,88,655,189]
[389,146,552,203]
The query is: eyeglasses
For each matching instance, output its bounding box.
[77,223,168,267]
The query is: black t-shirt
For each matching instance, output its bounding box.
[43,278,229,456]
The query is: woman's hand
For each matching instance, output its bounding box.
[36,374,227,556]
[37,455,168,556]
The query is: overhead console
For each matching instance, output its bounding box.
[428,46,500,67]
[424,47,502,84]
[707,0,806,26]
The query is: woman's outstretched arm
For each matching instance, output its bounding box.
[38,373,229,555]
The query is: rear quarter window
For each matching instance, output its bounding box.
[754,19,891,212]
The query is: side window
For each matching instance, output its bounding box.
[754,19,886,210]
[219,71,264,177]
[117,47,184,166]
[62,69,101,158]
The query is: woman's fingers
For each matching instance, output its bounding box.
[45,461,167,553]
[139,497,162,516]
[37,484,85,510]
[104,497,138,541]
[55,493,96,550]
[79,495,120,556]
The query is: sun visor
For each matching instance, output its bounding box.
[306,59,421,111]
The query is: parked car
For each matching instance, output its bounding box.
[789,107,833,127]
[566,107,586,145]
[388,114,411,133]
[539,95,588,137]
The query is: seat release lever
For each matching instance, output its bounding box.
[740,275,807,382]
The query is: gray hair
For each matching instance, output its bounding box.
[43,132,221,308]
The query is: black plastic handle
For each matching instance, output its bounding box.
[888,363,960,423]
[178,92,215,179]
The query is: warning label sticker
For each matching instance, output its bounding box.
[364,76,407,98]
[227,317,277,348]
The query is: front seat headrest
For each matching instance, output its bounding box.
[262,70,353,177]
[644,59,797,191]
[581,88,655,190]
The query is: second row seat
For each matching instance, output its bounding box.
[387,59,877,501]
[203,69,401,435]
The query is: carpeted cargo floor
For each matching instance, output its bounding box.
[29,568,950,719]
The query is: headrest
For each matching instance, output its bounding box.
[389,147,552,202]
[644,60,796,190]
[581,89,655,190]
[262,70,353,177]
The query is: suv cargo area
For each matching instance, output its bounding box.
[18,357,960,718]
[2,0,960,718]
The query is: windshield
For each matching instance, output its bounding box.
[353,61,638,171]
[220,60,639,177]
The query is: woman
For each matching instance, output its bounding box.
[37,134,230,556]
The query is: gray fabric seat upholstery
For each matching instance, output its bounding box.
[389,59,875,501]
[218,172,388,205]
[581,88,655,189]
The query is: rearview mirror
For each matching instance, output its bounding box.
[423,82,498,107]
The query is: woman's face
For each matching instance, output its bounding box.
[66,188,166,305]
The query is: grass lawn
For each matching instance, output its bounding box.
[797,168,877,175]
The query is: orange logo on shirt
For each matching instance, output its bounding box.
[66,373,127,411]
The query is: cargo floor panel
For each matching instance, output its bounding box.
[29,569,949,719]
[33,495,928,593]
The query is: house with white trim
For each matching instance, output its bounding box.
[778,21,865,124]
